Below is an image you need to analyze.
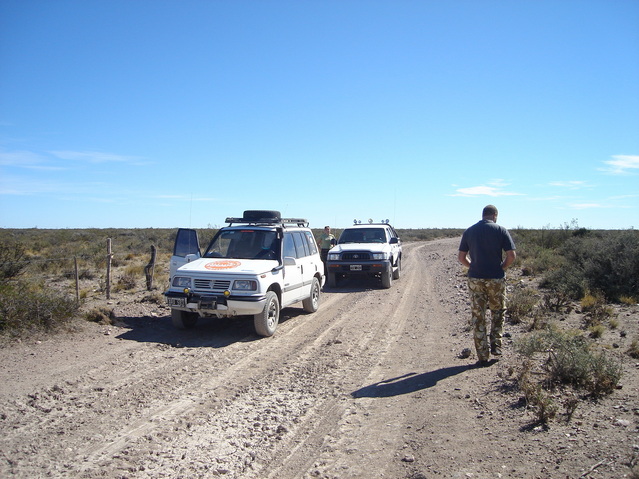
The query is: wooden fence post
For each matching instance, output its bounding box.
[74,256,80,304]
[106,238,112,299]
[145,245,157,291]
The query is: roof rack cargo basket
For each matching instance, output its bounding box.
[224,210,308,227]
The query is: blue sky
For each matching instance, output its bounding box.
[1,0,638,230]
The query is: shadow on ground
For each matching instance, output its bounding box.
[352,365,474,398]
[113,307,308,348]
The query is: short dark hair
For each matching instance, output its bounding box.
[482,205,498,217]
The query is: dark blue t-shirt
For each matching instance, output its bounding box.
[459,220,516,279]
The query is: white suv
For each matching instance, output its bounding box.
[165,210,324,337]
[326,221,402,289]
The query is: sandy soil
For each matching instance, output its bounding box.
[1,238,638,478]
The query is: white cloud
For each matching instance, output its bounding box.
[548,180,591,189]
[568,203,605,210]
[609,193,639,200]
[152,195,218,202]
[0,149,66,171]
[50,150,142,164]
[600,155,639,175]
[450,180,523,197]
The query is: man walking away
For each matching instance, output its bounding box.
[458,205,516,367]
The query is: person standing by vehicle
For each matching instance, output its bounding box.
[318,226,336,274]
[458,205,516,366]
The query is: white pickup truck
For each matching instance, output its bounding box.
[325,221,402,289]
[165,210,324,337]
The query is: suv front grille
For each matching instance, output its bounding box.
[342,252,371,260]
[194,279,232,291]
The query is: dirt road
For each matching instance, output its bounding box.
[1,238,637,478]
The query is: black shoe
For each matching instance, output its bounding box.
[491,345,502,356]
[476,360,491,368]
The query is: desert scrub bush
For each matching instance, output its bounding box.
[0,281,78,336]
[587,323,605,339]
[515,328,622,397]
[619,295,637,305]
[627,338,639,359]
[540,290,571,313]
[0,240,29,280]
[580,291,615,327]
[113,273,137,292]
[141,291,165,305]
[84,307,113,324]
[517,359,557,424]
[518,244,561,276]
[540,263,587,301]
[124,262,145,276]
[507,287,538,324]
[546,230,639,301]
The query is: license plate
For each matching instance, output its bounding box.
[168,297,186,307]
[350,264,362,271]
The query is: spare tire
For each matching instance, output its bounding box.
[243,210,281,221]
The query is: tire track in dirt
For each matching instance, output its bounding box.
[2,239,465,479]
[255,241,434,478]
[287,240,449,478]
[74,247,430,477]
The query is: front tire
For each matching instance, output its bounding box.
[171,309,198,329]
[327,272,337,288]
[392,256,401,280]
[302,277,321,313]
[254,291,280,337]
[381,265,393,289]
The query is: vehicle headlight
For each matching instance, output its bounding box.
[233,280,258,291]
[372,252,388,260]
[328,253,340,261]
[172,276,192,288]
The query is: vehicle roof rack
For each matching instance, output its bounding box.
[352,219,392,226]
[224,217,309,227]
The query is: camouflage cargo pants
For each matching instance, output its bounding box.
[467,277,506,361]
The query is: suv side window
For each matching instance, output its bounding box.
[304,231,318,255]
[283,232,297,258]
[292,231,309,258]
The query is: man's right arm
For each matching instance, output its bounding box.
[458,250,471,268]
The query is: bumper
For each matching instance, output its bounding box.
[164,291,266,316]
[326,260,391,275]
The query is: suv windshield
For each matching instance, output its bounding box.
[338,228,387,244]
[204,229,280,260]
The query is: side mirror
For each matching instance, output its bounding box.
[389,237,399,244]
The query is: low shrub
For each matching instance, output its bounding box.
[516,360,557,424]
[84,307,113,324]
[515,328,622,397]
[507,287,538,324]
[0,281,78,336]
[114,273,137,291]
[587,323,605,339]
[581,291,615,327]
[0,241,29,280]
[545,230,639,301]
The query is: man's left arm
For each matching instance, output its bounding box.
[501,250,516,271]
